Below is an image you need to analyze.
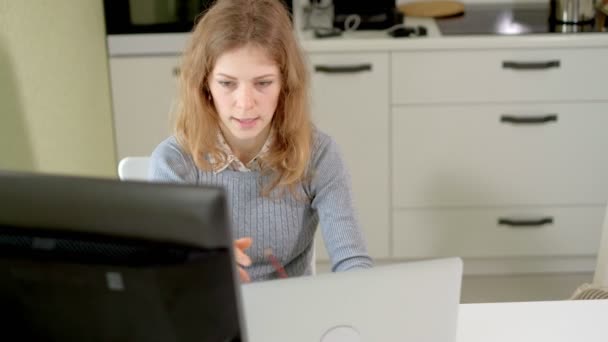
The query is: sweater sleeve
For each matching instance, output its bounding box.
[148,137,198,184]
[309,133,373,272]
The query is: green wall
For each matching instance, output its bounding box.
[0,0,116,177]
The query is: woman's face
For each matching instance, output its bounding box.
[209,44,281,146]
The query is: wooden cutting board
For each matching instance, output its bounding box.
[398,0,465,18]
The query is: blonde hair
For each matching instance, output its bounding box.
[173,0,312,197]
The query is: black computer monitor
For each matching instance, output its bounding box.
[0,171,245,342]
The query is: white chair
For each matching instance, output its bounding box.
[116,156,317,275]
[594,209,608,287]
[117,156,150,181]
[571,207,608,299]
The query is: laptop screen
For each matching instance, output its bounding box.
[0,172,244,342]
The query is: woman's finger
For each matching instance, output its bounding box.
[234,237,253,266]
[234,237,252,250]
[235,248,252,267]
[239,266,250,283]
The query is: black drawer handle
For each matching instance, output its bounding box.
[500,114,558,124]
[314,64,372,73]
[173,67,180,76]
[502,60,560,70]
[498,217,554,228]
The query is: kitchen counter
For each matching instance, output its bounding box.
[107,2,608,56]
[298,29,608,52]
[108,25,608,56]
[107,1,608,56]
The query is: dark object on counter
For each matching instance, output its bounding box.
[598,0,608,31]
[314,27,344,38]
[388,26,428,37]
[333,0,403,30]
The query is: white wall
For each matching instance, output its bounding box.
[0,0,116,177]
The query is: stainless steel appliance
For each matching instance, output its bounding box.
[550,0,596,24]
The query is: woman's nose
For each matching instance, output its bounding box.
[235,85,255,110]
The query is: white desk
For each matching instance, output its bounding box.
[458,300,608,342]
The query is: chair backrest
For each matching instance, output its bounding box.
[593,207,608,287]
[117,157,150,181]
[570,207,608,299]
[310,242,316,275]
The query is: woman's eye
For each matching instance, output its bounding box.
[257,81,273,87]
[218,81,234,88]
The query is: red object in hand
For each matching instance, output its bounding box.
[264,248,288,279]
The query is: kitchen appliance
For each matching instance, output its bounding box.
[598,0,608,31]
[332,0,401,30]
[436,3,599,35]
[550,0,597,24]
[103,0,293,34]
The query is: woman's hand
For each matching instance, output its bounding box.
[234,237,253,282]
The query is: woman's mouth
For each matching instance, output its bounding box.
[232,117,259,129]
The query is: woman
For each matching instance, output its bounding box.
[149,0,372,282]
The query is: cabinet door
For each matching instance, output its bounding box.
[308,52,390,259]
[392,102,608,207]
[109,56,180,159]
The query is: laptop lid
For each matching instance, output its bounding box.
[241,258,462,342]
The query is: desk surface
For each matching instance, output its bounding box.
[458,300,608,342]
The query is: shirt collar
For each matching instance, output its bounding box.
[212,129,273,174]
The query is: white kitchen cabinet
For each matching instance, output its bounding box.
[389,46,608,274]
[392,102,608,207]
[393,206,605,259]
[391,48,608,104]
[308,52,391,260]
[109,56,181,159]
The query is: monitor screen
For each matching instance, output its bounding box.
[0,171,245,342]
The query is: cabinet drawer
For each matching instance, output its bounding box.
[392,206,605,258]
[391,48,608,104]
[392,102,608,207]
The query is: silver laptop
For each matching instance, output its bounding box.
[241,257,463,342]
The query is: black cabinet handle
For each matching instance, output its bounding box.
[500,114,558,124]
[173,67,180,76]
[498,217,554,228]
[314,64,372,73]
[502,60,560,70]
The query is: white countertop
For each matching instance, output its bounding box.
[457,299,608,342]
[107,15,608,57]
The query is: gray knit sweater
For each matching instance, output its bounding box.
[148,130,373,281]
